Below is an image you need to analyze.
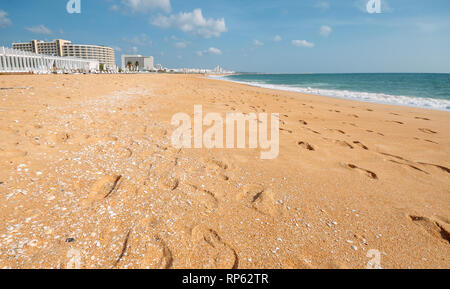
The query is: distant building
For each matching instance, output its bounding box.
[213,66,226,73]
[121,55,154,71]
[62,44,115,68]
[12,39,115,69]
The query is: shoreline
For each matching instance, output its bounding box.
[207,74,450,112]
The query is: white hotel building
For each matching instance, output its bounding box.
[13,39,115,69]
[0,47,99,74]
[121,55,154,71]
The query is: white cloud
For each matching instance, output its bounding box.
[314,1,330,9]
[121,0,171,13]
[208,47,222,55]
[273,35,282,42]
[174,42,187,48]
[25,25,52,35]
[319,25,332,37]
[292,40,315,48]
[152,9,227,38]
[0,10,12,28]
[253,39,264,46]
[196,47,222,56]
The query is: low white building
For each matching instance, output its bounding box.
[121,55,154,71]
[0,46,99,74]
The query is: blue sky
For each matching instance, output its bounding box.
[0,0,449,73]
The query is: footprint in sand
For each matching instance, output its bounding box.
[83,175,122,206]
[115,217,173,269]
[189,225,238,269]
[346,164,378,180]
[416,162,450,174]
[205,157,229,170]
[158,174,179,191]
[379,152,409,162]
[236,184,282,217]
[353,141,368,150]
[329,129,346,135]
[304,127,321,135]
[205,158,230,181]
[297,141,315,151]
[327,139,353,149]
[386,120,404,125]
[388,160,429,174]
[118,234,173,269]
[366,130,384,136]
[114,145,133,158]
[188,184,219,211]
[415,117,430,121]
[424,139,439,145]
[379,152,433,175]
[280,128,293,134]
[409,215,450,244]
[115,180,139,200]
[419,128,437,134]
[139,236,173,269]
[298,120,308,125]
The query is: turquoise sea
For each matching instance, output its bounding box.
[214,73,450,111]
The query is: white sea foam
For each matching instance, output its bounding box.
[210,76,450,111]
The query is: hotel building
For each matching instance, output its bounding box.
[121,55,154,71]
[13,39,115,68]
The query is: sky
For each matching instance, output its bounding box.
[0,0,449,73]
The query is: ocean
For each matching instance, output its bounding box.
[214,73,450,111]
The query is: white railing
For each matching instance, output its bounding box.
[0,47,99,74]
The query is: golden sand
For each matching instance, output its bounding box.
[0,74,448,269]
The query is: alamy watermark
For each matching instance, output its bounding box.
[366,0,382,14]
[171,105,279,160]
[366,249,383,269]
[67,0,81,14]
[66,248,82,269]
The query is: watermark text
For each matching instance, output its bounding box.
[66,0,81,14]
[171,105,279,160]
[366,0,382,14]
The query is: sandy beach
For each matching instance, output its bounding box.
[0,74,449,269]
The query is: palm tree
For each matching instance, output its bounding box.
[127,61,132,71]
[135,61,140,71]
